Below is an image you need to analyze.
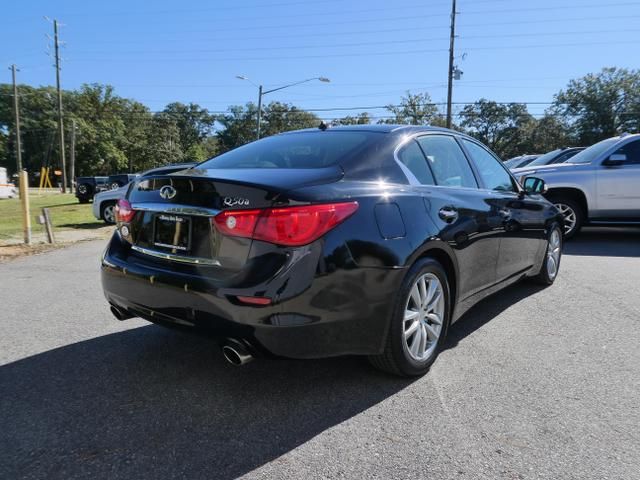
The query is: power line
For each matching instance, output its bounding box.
[67,39,640,63]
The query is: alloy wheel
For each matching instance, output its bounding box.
[554,203,576,236]
[403,273,445,362]
[103,205,116,224]
[546,228,562,280]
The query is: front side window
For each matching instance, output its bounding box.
[416,135,478,188]
[612,139,640,165]
[461,139,515,192]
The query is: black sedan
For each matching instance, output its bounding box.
[101,125,563,376]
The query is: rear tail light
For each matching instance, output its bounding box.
[213,202,358,247]
[115,199,136,223]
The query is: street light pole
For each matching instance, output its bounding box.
[236,76,330,140]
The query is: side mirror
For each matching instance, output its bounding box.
[603,153,626,167]
[522,176,547,195]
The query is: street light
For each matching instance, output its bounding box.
[236,75,330,140]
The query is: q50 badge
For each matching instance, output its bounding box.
[223,196,250,207]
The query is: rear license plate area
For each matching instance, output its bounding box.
[153,214,192,252]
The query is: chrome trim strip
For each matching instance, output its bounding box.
[131,202,220,217]
[131,245,222,266]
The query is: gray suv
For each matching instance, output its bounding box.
[513,134,640,238]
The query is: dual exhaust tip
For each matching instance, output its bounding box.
[221,339,254,366]
[110,305,253,366]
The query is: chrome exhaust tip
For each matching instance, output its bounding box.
[110,305,134,321]
[221,340,254,366]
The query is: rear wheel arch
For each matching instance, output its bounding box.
[409,244,458,311]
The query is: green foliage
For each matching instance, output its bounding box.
[333,112,371,125]
[381,92,439,125]
[459,99,535,159]
[552,67,640,145]
[1,70,638,175]
[162,102,216,153]
[215,101,319,153]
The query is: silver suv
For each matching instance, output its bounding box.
[513,134,640,238]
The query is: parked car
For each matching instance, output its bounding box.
[102,125,562,376]
[504,154,539,169]
[514,147,584,170]
[105,174,138,191]
[0,167,17,199]
[514,133,640,238]
[93,163,196,224]
[75,176,108,203]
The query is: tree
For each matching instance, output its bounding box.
[162,102,216,154]
[459,99,535,158]
[216,103,259,152]
[553,68,640,145]
[216,102,319,152]
[526,115,574,153]
[261,102,319,136]
[333,112,371,125]
[382,92,438,125]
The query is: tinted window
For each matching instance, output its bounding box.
[613,139,640,164]
[461,139,514,192]
[527,149,562,167]
[397,140,435,185]
[570,138,619,164]
[416,135,477,188]
[199,131,376,169]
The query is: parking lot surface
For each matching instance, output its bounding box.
[1,227,639,479]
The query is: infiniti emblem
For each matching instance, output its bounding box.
[159,185,177,200]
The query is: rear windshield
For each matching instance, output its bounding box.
[199,131,377,169]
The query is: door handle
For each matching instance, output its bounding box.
[438,206,458,223]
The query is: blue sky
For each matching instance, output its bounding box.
[3,0,640,121]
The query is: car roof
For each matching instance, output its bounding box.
[281,124,464,135]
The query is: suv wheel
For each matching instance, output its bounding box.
[369,258,450,377]
[101,201,117,224]
[551,198,583,239]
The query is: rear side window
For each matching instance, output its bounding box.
[199,131,375,169]
[397,140,435,185]
[613,139,640,164]
[416,135,478,188]
[461,139,515,192]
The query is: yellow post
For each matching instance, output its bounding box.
[20,170,31,245]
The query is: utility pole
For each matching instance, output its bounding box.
[256,85,263,140]
[70,119,76,193]
[446,0,457,129]
[9,65,31,243]
[53,19,68,193]
[10,65,23,174]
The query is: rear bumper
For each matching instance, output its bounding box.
[101,233,405,359]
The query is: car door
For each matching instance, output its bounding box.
[459,138,548,282]
[399,135,502,300]
[596,138,640,218]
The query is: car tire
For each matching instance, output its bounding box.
[369,258,451,377]
[101,201,117,224]
[531,223,562,286]
[548,197,583,239]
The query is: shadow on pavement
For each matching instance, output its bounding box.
[0,326,413,479]
[563,226,640,257]
[445,281,546,351]
[0,274,557,478]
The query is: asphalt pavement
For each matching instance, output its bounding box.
[1,227,639,479]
